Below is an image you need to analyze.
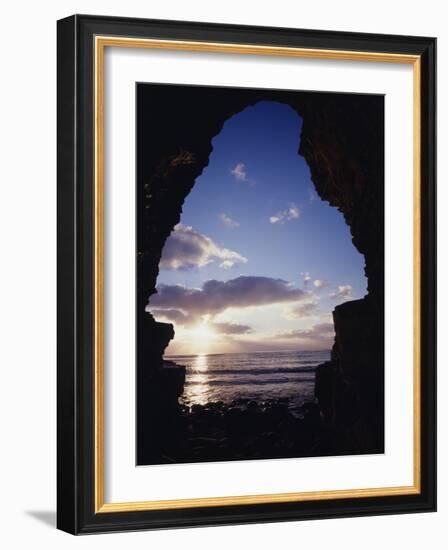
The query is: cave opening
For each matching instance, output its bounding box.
[136,84,384,465]
[147,100,367,414]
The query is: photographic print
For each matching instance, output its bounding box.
[57,16,436,533]
[136,83,384,466]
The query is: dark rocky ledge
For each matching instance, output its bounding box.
[140,398,382,466]
[136,84,384,464]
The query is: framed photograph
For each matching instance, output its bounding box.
[57,14,436,534]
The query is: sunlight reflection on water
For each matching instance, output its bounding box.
[178,350,330,413]
[194,353,208,372]
[184,354,211,405]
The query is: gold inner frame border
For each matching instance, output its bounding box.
[94,36,421,513]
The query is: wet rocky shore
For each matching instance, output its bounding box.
[142,396,345,465]
[138,352,384,465]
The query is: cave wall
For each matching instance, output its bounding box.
[136,83,384,458]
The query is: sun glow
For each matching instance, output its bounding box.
[181,321,215,355]
[191,322,214,342]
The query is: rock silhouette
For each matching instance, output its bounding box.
[136,84,384,464]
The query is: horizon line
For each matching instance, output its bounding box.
[165,348,331,358]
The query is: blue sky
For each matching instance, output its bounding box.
[149,101,367,355]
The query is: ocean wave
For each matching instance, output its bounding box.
[179,350,328,410]
[187,366,317,376]
[185,377,315,386]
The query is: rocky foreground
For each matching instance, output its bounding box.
[142,397,351,465]
[138,354,384,465]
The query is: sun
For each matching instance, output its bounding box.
[191,322,214,341]
[187,321,216,355]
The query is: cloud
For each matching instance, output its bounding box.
[285,301,319,319]
[212,322,253,335]
[269,203,300,224]
[230,163,255,186]
[230,162,248,182]
[148,275,307,323]
[301,274,328,290]
[274,322,335,346]
[219,260,239,270]
[219,213,240,228]
[150,310,252,334]
[301,272,312,286]
[329,285,353,299]
[150,308,193,325]
[159,224,247,270]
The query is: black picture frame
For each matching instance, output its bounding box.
[57,14,436,535]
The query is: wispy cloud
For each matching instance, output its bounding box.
[219,212,240,228]
[160,224,247,271]
[329,285,353,299]
[284,301,319,319]
[269,203,300,224]
[301,272,312,286]
[230,162,247,181]
[313,279,328,289]
[230,162,255,185]
[150,311,252,336]
[212,322,253,335]
[273,322,335,347]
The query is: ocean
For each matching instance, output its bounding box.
[168,349,331,416]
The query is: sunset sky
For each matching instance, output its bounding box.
[147,101,367,355]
